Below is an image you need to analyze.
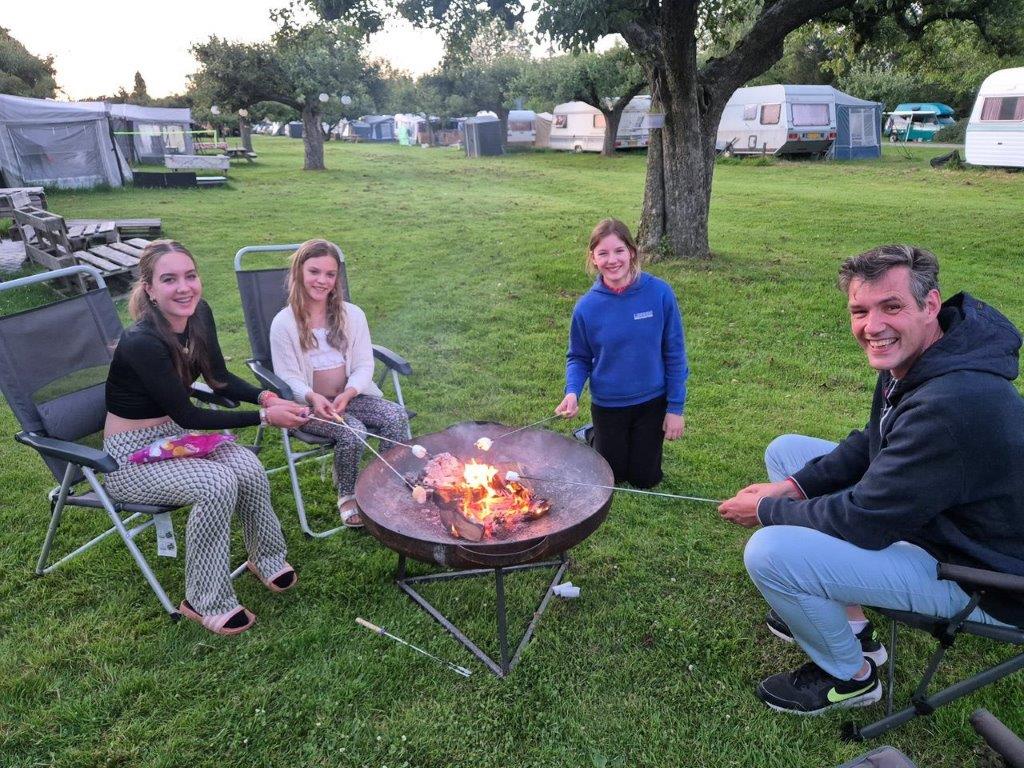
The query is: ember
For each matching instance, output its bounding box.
[413,452,551,541]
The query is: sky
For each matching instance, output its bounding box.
[3,0,447,100]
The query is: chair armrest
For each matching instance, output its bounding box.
[15,431,118,473]
[190,381,239,408]
[246,360,294,401]
[938,563,1024,595]
[373,344,413,376]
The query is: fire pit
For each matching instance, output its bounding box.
[356,421,614,676]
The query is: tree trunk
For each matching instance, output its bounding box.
[601,110,622,157]
[240,117,252,152]
[635,12,720,261]
[301,104,325,170]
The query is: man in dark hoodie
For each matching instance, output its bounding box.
[718,244,1024,715]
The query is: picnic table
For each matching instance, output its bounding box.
[225,147,258,162]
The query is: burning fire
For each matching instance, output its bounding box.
[413,453,550,540]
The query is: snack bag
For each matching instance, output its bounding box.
[129,433,236,465]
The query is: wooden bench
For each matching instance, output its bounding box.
[67,218,163,239]
[13,207,151,295]
[225,147,258,162]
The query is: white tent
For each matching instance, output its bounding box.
[0,95,131,188]
[107,104,194,164]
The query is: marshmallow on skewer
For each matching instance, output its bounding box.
[474,437,493,452]
[411,444,428,459]
[504,470,520,483]
[411,485,428,504]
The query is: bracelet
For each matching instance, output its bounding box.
[258,390,275,407]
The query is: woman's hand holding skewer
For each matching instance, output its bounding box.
[332,388,357,415]
[555,393,579,419]
[265,401,310,429]
[305,391,337,421]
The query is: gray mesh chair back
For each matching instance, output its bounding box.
[0,272,121,481]
[234,242,412,539]
[0,266,184,618]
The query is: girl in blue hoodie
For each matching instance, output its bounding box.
[555,218,688,488]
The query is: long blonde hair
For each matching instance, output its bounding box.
[585,218,642,284]
[127,239,220,388]
[287,239,347,352]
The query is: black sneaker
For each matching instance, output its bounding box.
[757,658,882,715]
[766,609,888,666]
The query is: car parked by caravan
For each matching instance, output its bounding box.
[548,96,651,152]
[716,85,837,156]
[966,67,1024,168]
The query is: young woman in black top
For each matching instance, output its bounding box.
[103,240,309,635]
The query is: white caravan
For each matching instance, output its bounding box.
[549,96,651,152]
[966,67,1024,168]
[506,109,536,144]
[716,84,836,156]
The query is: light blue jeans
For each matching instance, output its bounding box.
[745,434,1005,680]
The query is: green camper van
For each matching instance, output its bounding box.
[884,103,956,142]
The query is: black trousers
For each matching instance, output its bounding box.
[590,395,666,489]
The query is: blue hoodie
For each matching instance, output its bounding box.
[759,293,1024,625]
[565,272,688,414]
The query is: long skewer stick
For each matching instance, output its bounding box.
[490,413,565,443]
[306,415,415,489]
[356,617,472,677]
[305,415,418,451]
[512,472,721,505]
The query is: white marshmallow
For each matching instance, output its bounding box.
[411,444,427,459]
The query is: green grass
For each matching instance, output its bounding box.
[1,138,1023,768]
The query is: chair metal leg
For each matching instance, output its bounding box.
[83,468,179,618]
[282,428,344,539]
[36,464,75,574]
[887,619,897,715]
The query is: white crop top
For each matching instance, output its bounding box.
[306,328,346,371]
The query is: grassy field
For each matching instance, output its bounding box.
[1,138,1022,768]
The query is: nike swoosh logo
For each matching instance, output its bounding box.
[827,682,874,703]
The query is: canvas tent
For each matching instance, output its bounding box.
[534,112,553,148]
[0,94,131,189]
[107,104,194,164]
[464,116,503,157]
[830,92,883,160]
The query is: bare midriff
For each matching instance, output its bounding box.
[104,412,173,438]
[311,365,348,400]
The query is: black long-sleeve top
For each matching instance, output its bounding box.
[106,300,263,429]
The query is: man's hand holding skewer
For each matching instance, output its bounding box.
[718,480,801,528]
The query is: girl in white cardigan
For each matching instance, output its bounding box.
[269,239,409,527]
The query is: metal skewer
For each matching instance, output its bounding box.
[510,472,721,505]
[306,415,416,489]
[305,415,424,453]
[356,617,472,677]
[491,413,566,443]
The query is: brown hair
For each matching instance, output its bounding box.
[128,240,220,389]
[838,245,940,308]
[585,218,642,283]
[287,239,347,352]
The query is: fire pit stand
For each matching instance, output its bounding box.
[356,421,614,679]
[395,552,570,678]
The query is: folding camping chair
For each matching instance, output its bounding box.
[0,266,242,619]
[844,563,1024,741]
[234,243,414,539]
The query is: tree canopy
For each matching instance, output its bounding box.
[0,26,57,98]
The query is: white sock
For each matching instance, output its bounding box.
[851,664,872,681]
[848,619,869,633]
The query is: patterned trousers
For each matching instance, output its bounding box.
[298,394,410,496]
[104,422,287,615]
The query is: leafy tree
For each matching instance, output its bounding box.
[0,26,57,98]
[516,47,646,156]
[131,71,150,103]
[191,22,367,169]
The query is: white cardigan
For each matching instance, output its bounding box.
[269,303,383,404]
